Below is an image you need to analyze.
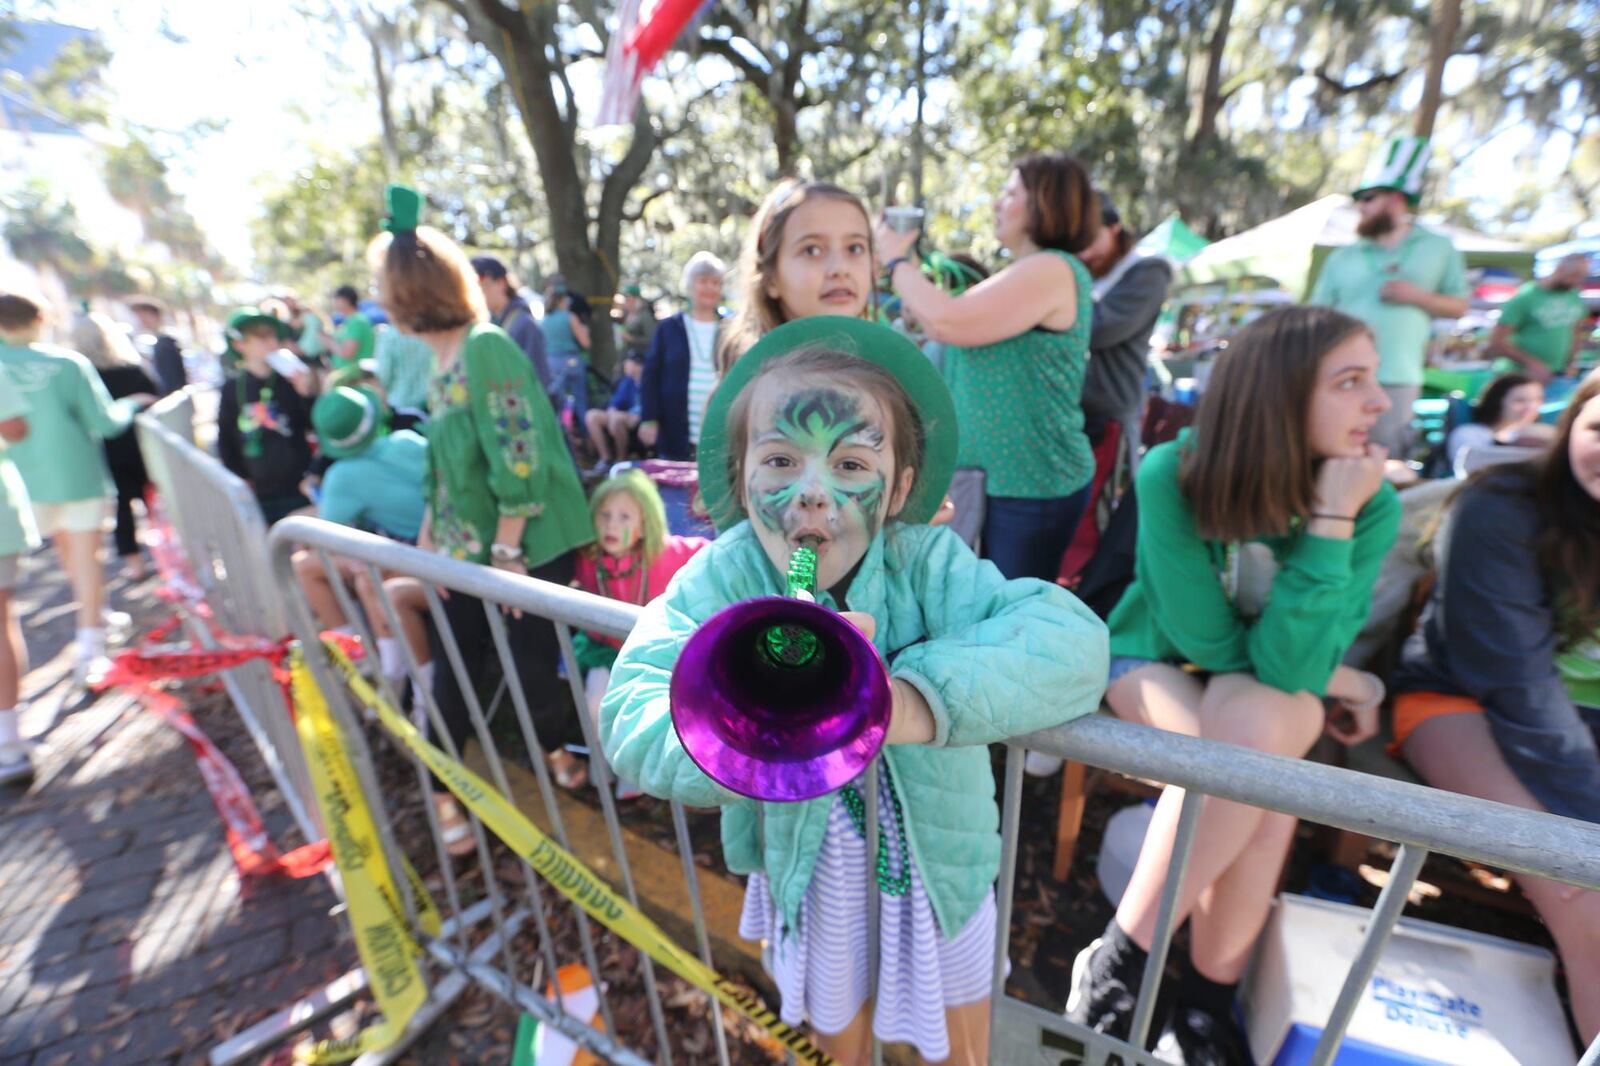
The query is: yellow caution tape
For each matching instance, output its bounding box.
[319,640,838,1066]
[290,650,441,1064]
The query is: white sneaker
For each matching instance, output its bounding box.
[0,743,33,786]
[74,655,112,689]
[1024,751,1064,777]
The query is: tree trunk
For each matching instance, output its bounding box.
[1191,0,1235,147]
[773,94,800,177]
[458,0,660,376]
[1415,0,1460,140]
[367,28,399,179]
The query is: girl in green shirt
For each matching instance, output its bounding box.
[880,150,1099,581]
[1068,307,1401,1062]
[368,185,593,849]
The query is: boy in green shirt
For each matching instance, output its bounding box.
[0,367,37,782]
[0,290,152,688]
[330,285,376,370]
[1489,253,1590,381]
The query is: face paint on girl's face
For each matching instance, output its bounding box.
[741,372,897,592]
[595,492,644,558]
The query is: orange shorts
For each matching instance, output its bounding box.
[1389,691,1484,753]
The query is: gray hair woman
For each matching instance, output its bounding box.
[638,250,727,461]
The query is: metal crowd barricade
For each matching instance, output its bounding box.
[134,396,322,847]
[258,514,1600,1066]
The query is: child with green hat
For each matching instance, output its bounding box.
[600,315,1108,1063]
[216,306,314,526]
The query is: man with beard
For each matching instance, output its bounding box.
[1489,253,1591,382]
[1078,193,1173,472]
[1310,135,1469,455]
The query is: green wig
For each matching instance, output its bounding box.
[589,468,669,565]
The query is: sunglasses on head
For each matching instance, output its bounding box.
[1354,190,1389,204]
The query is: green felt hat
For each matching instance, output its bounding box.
[312,385,389,459]
[224,306,291,357]
[621,283,643,297]
[697,316,957,533]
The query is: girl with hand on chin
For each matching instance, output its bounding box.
[1070,306,1400,1065]
[602,318,1107,1065]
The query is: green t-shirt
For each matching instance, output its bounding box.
[0,371,39,557]
[424,324,592,568]
[1309,224,1469,387]
[1106,433,1401,696]
[942,250,1095,498]
[334,312,376,369]
[0,341,137,503]
[1491,281,1586,375]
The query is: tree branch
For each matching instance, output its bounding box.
[697,35,771,87]
[1313,65,1407,95]
[623,183,671,222]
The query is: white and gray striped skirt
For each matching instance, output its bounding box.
[738,771,997,1062]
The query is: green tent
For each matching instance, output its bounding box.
[1136,214,1210,263]
[1179,194,1534,299]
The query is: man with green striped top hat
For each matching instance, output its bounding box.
[1310,134,1470,456]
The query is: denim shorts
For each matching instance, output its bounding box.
[1107,655,1158,689]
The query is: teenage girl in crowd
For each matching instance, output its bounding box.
[1070,306,1400,1063]
[602,317,1108,1065]
[73,311,159,581]
[571,469,707,795]
[1393,369,1600,1042]
[715,178,877,375]
[367,185,593,850]
[878,150,1099,581]
[1443,371,1550,476]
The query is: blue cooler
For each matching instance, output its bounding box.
[1241,894,1574,1066]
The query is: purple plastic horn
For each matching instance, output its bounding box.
[670,596,892,802]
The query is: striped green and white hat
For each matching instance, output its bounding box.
[1355,135,1430,205]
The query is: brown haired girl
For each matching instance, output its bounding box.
[717,179,877,374]
[367,184,594,846]
[1069,306,1401,1061]
[879,149,1100,582]
[1393,369,1600,1042]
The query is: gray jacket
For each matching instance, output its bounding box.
[495,296,554,395]
[1081,254,1173,425]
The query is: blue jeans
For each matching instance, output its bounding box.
[555,355,588,424]
[982,485,1092,582]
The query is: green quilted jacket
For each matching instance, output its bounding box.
[600,520,1108,939]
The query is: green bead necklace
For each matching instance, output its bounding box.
[841,764,911,897]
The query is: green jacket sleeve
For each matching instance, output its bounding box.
[889,526,1109,748]
[599,546,757,809]
[464,333,550,518]
[1247,483,1401,695]
[1132,444,1253,670]
[70,356,136,440]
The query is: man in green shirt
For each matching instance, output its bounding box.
[1309,136,1470,455]
[1489,253,1590,381]
[330,285,376,370]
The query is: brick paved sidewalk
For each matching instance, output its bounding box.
[0,548,346,1065]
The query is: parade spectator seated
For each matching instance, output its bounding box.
[330,285,376,371]
[293,385,433,705]
[0,290,153,687]
[1444,372,1552,477]
[1392,368,1600,1043]
[127,296,187,396]
[369,183,592,850]
[583,353,644,474]
[571,469,707,795]
[217,307,315,526]
[473,255,554,399]
[638,251,727,461]
[1071,307,1399,1063]
[72,311,159,581]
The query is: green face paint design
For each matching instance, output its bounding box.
[745,386,890,542]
